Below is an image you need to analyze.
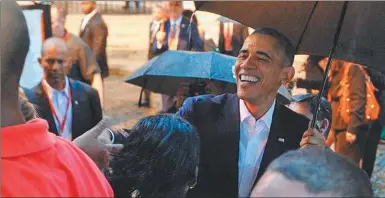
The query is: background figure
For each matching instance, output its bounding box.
[326,59,368,165]
[218,21,249,57]
[363,67,385,178]
[26,37,102,141]
[140,4,167,108]
[51,4,104,107]
[251,148,373,197]
[107,114,200,197]
[80,1,110,79]
[182,9,217,52]
[152,1,204,113]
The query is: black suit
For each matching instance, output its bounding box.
[79,12,109,78]
[25,79,103,140]
[176,94,309,197]
[152,17,204,55]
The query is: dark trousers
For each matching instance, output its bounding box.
[335,128,369,165]
[362,121,382,177]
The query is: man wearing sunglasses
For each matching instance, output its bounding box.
[25,37,103,141]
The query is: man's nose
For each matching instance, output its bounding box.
[239,56,254,69]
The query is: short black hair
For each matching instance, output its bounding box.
[182,9,198,25]
[252,27,295,66]
[107,114,200,198]
[267,148,373,197]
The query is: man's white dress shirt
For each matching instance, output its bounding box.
[238,99,276,197]
[42,77,73,140]
[80,9,98,32]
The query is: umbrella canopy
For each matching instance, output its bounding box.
[126,50,292,103]
[126,51,237,96]
[216,16,241,24]
[195,1,385,71]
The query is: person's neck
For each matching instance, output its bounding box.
[1,99,26,128]
[58,31,66,38]
[47,78,65,91]
[244,94,276,119]
[171,15,181,22]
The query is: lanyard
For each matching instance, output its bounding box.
[42,83,72,136]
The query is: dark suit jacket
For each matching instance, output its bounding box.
[218,22,249,57]
[152,17,204,55]
[79,12,109,78]
[25,79,103,140]
[176,94,309,197]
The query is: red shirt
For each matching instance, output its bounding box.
[1,119,114,197]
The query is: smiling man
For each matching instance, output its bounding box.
[177,27,317,197]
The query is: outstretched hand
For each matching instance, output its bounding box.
[72,117,124,169]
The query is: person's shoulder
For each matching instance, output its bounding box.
[278,104,310,129]
[280,104,309,121]
[67,33,89,48]
[70,79,97,94]
[52,136,113,196]
[186,93,236,106]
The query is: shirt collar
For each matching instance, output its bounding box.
[170,16,183,26]
[2,119,57,158]
[239,99,276,129]
[85,9,98,21]
[42,77,70,99]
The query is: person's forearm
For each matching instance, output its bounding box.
[92,73,104,108]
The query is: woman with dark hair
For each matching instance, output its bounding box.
[106,114,200,198]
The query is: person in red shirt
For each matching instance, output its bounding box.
[1,1,114,197]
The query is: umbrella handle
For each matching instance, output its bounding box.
[311,1,350,129]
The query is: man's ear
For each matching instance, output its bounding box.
[38,57,43,66]
[281,66,295,84]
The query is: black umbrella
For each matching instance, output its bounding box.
[195,1,385,128]
[195,1,385,71]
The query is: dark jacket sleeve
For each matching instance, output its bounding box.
[190,23,204,52]
[176,96,196,125]
[89,87,103,126]
[347,65,367,135]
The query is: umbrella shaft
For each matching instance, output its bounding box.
[311,1,349,128]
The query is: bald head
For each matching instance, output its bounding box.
[39,37,71,90]
[1,0,30,85]
[1,0,30,127]
[41,37,69,56]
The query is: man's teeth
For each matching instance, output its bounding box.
[240,75,260,83]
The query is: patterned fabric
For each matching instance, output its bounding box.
[371,144,385,197]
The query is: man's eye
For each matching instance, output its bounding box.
[257,57,268,62]
[238,54,247,60]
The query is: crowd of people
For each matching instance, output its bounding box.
[2,0,385,197]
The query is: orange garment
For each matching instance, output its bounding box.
[224,23,233,51]
[1,119,113,197]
